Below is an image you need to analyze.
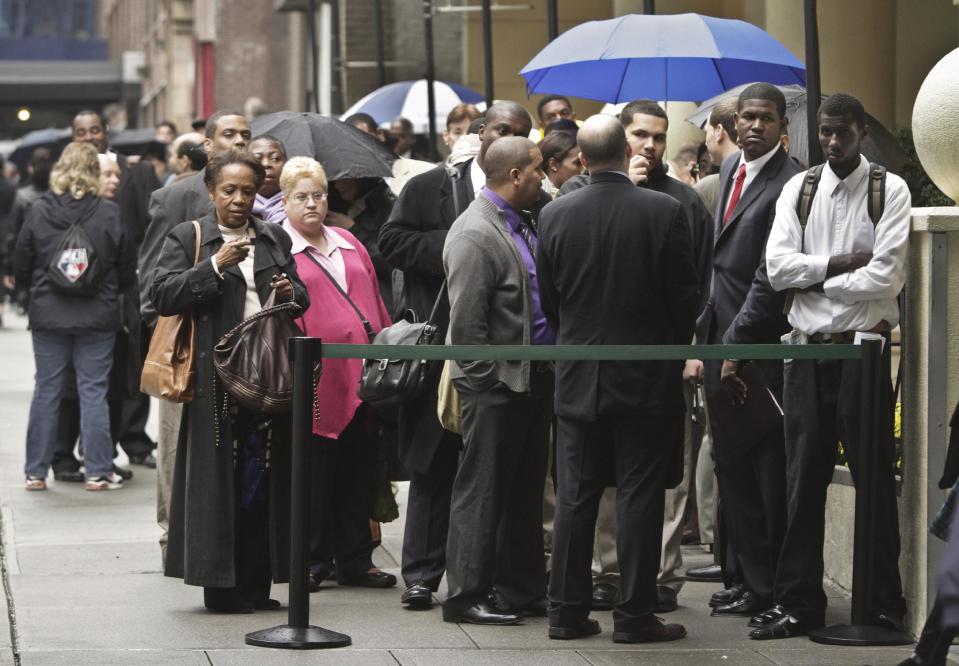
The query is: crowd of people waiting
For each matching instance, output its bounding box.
[1,82,953,662]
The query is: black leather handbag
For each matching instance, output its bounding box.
[357,284,445,406]
[213,293,304,414]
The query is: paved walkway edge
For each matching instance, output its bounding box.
[0,505,20,665]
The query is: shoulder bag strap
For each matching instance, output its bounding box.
[447,165,464,219]
[302,249,376,341]
[191,220,201,266]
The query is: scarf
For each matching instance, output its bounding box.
[253,191,286,224]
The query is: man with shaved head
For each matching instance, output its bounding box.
[539,114,700,643]
[441,135,554,625]
[379,101,551,610]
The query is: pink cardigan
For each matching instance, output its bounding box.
[293,227,391,439]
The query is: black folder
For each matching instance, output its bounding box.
[707,362,783,456]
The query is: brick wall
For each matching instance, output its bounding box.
[213,0,293,115]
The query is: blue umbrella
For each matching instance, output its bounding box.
[520,13,805,103]
[341,79,484,133]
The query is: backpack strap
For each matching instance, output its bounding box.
[783,165,825,315]
[867,162,887,226]
[795,164,826,248]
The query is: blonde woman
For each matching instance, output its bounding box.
[14,142,135,491]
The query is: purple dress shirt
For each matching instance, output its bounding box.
[481,188,555,345]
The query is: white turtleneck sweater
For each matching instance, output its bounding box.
[212,221,260,319]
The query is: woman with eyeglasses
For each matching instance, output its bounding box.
[278,157,394,593]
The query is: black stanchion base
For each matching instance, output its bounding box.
[809,623,914,646]
[245,625,352,649]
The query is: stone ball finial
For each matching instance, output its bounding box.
[913,47,959,202]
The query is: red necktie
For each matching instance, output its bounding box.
[723,164,747,226]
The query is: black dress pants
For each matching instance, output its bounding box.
[776,347,905,624]
[711,417,787,606]
[548,413,670,633]
[442,375,552,618]
[309,408,378,581]
[401,428,459,590]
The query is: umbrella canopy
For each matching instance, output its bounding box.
[250,112,395,181]
[687,83,907,173]
[341,79,484,134]
[7,127,71,169]
[110,127,159,156]
[520,13,805,103]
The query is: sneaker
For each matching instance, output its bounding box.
[25,476,47,491]
[85,472,125,491]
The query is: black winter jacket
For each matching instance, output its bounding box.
[14,192,134,331]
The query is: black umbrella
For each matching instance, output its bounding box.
[250,112,395,180]
[7,127,71,170]
[110,127,159,156]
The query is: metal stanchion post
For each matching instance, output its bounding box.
[810,339,912,646]
[246,337,352,649]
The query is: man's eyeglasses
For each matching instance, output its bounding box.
[291,192,328,204]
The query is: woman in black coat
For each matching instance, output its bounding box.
[151,150,309,613]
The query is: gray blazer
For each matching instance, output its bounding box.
[442,194,534,393]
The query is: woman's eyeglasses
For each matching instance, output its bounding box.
[291,192,328,204]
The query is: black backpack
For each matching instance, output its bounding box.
[47,197,104,297]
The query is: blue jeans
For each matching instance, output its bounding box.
[25,330,116,478]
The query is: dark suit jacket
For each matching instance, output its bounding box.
[378,158,550,472]
[115,152,162,249]
[138,170,213,327]
[537,171,700,421]
[696,148,802,391]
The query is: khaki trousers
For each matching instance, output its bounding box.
[156,399,181,562]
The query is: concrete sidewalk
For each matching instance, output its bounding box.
[0,311,928,665]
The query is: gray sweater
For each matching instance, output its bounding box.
[442,194,534,393]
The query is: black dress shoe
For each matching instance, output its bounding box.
[112,464,133,480]
[686,564,722,582]
[613,616,687,643]
[549,618,601,640]
[401,582,433,609]
[749,605,787,628]
[205,600,254,614]
[253,598,282,610]
[591,582,618,610]
[486,589,547,617]
[655,586,678,613]
[749,614,822,640]
[444,601,522,625]
[53,470,84,483]
[129,453,157,468]
[874,609,907,633]
[339,570,397,588]
[709,583,745,608]
[711,591,766,617]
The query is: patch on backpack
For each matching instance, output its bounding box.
[57,248,89,283]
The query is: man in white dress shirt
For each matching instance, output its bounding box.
[760,93,911,640]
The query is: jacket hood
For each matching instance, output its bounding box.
[33,191,104,230]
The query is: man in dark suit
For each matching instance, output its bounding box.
[379,101,551,609]
[138,109,251,562]
[692,84,801,625]
[539,114,700,643]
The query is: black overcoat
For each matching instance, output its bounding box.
[151,214,309,588]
